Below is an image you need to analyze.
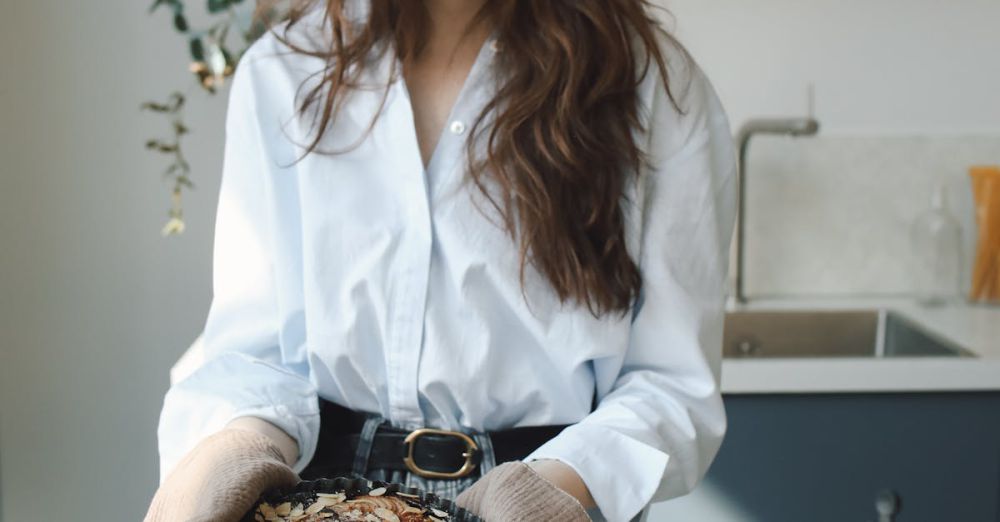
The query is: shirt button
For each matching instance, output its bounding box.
[489,39,501,53]
[449,120,466,135]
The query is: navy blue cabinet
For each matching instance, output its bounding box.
[702,393,1000,521]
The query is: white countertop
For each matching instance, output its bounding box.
[720,296,1000,394]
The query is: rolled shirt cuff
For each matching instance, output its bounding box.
[157,352,320,482]
[522,422,670,522]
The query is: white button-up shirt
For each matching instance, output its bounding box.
[157,5,737,521]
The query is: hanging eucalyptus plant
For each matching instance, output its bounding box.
[143,0,281,236]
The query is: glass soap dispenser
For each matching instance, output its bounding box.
[909,184,964,305]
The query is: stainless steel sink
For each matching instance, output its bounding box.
[723,309,975,359]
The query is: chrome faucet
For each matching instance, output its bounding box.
[732,116,820,304]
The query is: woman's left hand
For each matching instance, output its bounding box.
[454,461,592,521]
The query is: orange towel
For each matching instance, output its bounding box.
[969,166,1000,302]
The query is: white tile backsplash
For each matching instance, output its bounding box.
[734,135,1000,297]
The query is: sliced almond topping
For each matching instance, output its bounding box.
[368,486,387,496]
[373,507,401,522]
[259,502,277,520]
[275,501,292,516]
[316,493,346,506]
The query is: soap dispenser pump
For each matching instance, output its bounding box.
[909,184,964,306]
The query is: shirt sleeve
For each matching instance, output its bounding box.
[521,51,737,522]
[156,41,320,483]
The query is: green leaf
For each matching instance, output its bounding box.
[140,101,171,113]
[149,0,168,13]
[207,0,230,14]
[146,140,179,153]
[149,0,182,14]
[167,92,186,111]
[189,37,205,62]
[142,93,184,113]
[173,13,189,32]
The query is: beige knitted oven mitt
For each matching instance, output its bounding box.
[454,461,592,522]
[144,428,299,522]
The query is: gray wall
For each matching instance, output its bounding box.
[0,1,224,519]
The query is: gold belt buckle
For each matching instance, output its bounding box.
[402,428,479,479]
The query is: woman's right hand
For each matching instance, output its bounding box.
[144,427,299,522]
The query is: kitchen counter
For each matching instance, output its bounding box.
[721,296,1000,393]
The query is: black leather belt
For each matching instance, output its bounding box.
[301,399,572,481]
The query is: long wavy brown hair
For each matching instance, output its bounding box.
[256,0,682,318]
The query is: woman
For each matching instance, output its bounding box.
[145,0,736,521]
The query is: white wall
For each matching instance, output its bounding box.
[0,1,998,521]
[659,0,1000,301]
[742,136,1000,297]
[662,0,1000,134]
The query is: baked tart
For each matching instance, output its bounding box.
[244,477,481,522]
